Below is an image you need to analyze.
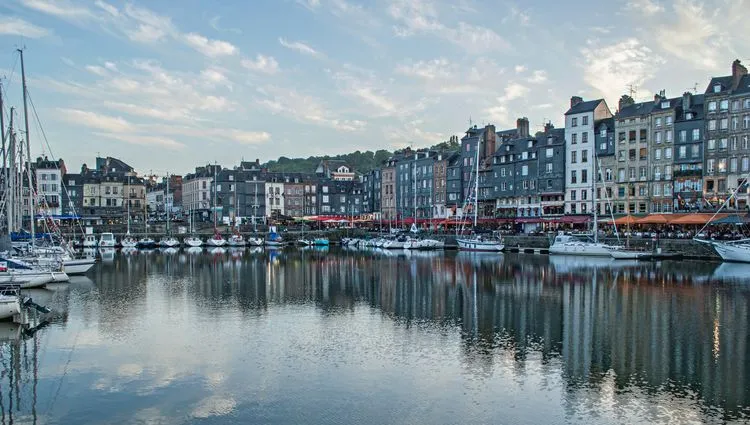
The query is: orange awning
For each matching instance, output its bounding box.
[636,214,670,224]
[670,213,725,225]
[613,215,638,225]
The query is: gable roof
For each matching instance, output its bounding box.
[565,99,604,116]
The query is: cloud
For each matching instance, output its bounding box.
[278,37,321,57]
[384,120,445,147]
[85,65,108,76]
[653,0,724,71]
[331,70,398,116]
[527,70,548,84]
[624,0,665,16]
[499,83,529,102]
[241,55,280,74]
[208,16,241,34]
[395,57,507,95]
[296,0,321,10]
[103,101,191,121]
[226,129,271,144]
[388,0,509,53]
[20,0,93,20]
[184,32,237,57]
[94,132,185,149]
[0,16,50,38]
[514,65,526,73]
[256,85,366,131]
[56,108,133,132]
[581,38,663,105]
[201,67,231,87]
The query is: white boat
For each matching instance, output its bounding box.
[137,237,156,248]
[206,232,227,247]
[247,237,264,246]
[99,248,115,263]
[549,234,618,257]
[184,236,203,247]
[159,236,180,248]
[265,226,284,247]
[413,239,444,250]
[121,235,138,248]
[382,235,411,249]
[457,236,503,252]
[99,232,116,248]
[695,238,750,263]
[82,234,97,248]
[228,234,246,247]
[0,286,21,321]
[296,239,312,246]
[61,257,96,275]
[610,249,652,260]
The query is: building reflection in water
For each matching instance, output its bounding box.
[81,249,750,421]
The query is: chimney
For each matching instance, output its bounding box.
[653,93,661,103]
[732,59,748,90]
[618,94,635,112]
[516,117,530,138]
[483,124,496,160]
[544,122,554,133]
[682,92,692,111]
[570,96,583,108]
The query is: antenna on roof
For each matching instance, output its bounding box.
[686,83,698,93]
[468,116,473,128]
[627,84,638,99]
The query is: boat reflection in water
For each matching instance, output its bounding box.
[8,250,750,424]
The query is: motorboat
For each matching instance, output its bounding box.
[137,237,157,249]
[247,237,264,247]
[0,285,21,321]
[99,232,116,248]
[549,233,619,257]
[382,234,414,249]
[184,236,203,247]
[265,226,285,247]
[313,238,329,246]
[206,231,227,247]
[159,236,180,248]
[82,234,97,248]
[296,239,312,246]
[228,233,246,247]
[412,239,445,250]
[456,234,504,252]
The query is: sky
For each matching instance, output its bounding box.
[0,0,748,176]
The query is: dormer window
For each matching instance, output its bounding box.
[714,84,722,93]
[686,112,693,120]
[661,101,670,109]
[600,128,607,137]
[527,141,533,148]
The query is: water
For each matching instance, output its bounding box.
[2,248,750,424]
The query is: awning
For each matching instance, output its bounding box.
[671,213,724,225]
[710,214,749,225]
[613,214,639,225]
[636,214,671,224]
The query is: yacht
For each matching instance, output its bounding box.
[99,232,116,248]
[247,236,264,247]
[82,234,97,248]
[695,238,750,263]
[137,237,157,248]
[206,231,227,247]
[184,236,203,247]
[228,233,246,247]
[159,236,180,248]
[121,235,138,248]
[265,226,284,247]
[549,233,618,257]
[0,285,21,321]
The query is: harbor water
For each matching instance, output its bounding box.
[2,248,749,424]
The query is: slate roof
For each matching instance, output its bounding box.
[705,75,750,96]
[615,101,654,119]
[564,99,604,115]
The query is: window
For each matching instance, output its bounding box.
[546,163,553,173]
[733,100,741,111]
[731,157,738,172]
[655,131,662,143]
[654,166,661,180]
[618,150,625,162]
[572,117,578,127]
[732,116,740,130]
[581,170,588,183]
[707,159,715,173]
[570,190,576,200]
[582,150,588,163]
[666,116,673,125]
[546,148,554,158]
[501,168,506,177]
[639,129,647,142]
[640,148,648,160]
[678,146,687,158]
[322,186,328,193]
[581,190,587,200]
[618,132,626,143]
[743,157,749,172]
[691,145,700,158]
[718,158,727,172]
[666,130,672,142]
[720,138,728,150]
[653,183,661,196]
[322,195,329,203]
[708,139,716,150]
[655,149,661,160]
[745,99,750,109]
[664,148,672,159]
[572,133,577,144]
[639,166,647,179]
[744,115,750,129]
[600,142,607,151]
[629,149,636,161]
[655,117,663,127]
[600,128,607,137]
[732,137,738,151]
[709,120,717,131]
[629,130,637,142]
[582,116,588,126]
[571,151,577,163]
[639,186,647,196]
[692,129,700,141]
[521,165,528,176]
[629,167,636,179]
[720,118,728,130]
[570,170,577,184]
[686,112,693,120]
[582,132,588,143]
[41,174,47,181]
[720,100,729,110]
[618,187,625,197]
[708,101,717,111]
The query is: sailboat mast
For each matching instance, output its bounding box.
[7,108,14,234]
[592,142,598,243]
[0,81,5,191]
[473,135,481,229]
[165,173,170,234]
[126,175,130,234]
[412,160,416,220]
[19,49,35,248]
[213,166,217,229]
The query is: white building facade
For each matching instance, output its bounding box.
[265,182,285,217]
[564,97,613,214]
[35,163,63,216]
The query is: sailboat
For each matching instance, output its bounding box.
[121,176,137,248]
[227,185,245,246]
[549,138,619,257]
[184,207,203,247]
[694,178,750,262]
[159,174,180,248]
[456,135,504,252]
[206,168,226,247]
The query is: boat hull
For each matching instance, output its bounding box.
[549,242,616,257]
[457,239,504,252]
[700,240,750,263]
[611,250,651,260]
[0,298,20,321]
[63,258,96,275]
[206,238,227,247]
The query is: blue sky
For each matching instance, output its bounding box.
[0,0,747,176]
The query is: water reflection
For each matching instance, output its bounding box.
[5,249,750,424]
